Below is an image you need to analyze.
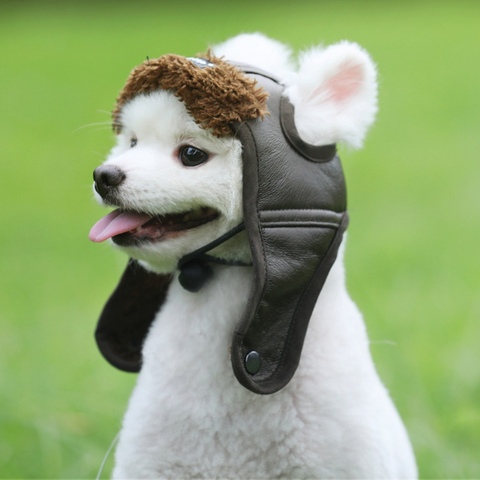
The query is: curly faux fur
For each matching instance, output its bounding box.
[113,53,269,137]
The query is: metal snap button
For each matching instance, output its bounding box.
[245,351,261,375]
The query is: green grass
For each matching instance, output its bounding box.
[1,1,479,478]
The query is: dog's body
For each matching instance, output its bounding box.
[90,34,417,478]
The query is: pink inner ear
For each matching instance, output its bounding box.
[323,61,364,103]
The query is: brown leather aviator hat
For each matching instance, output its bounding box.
[95,54,349,395]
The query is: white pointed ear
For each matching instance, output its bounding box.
[212,32,294,79]
[284,41,378,149]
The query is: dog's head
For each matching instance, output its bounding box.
[89,54,269,273]
[90,34,377,394]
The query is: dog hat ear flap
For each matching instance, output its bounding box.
[229,66,349,395]
[95,259,171,372]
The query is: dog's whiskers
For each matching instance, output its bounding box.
[96,430,120,480]
[73,121,112,133]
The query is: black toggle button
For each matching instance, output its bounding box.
[245,351,261,375]
[178,260,213,292]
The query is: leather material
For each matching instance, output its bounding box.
[94,60,348,395]
[229,68,348,394]
[95,259,171,372]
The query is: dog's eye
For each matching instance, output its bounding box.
[179,146,209,167]
[130,138,137,148]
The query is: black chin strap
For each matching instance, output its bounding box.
[177,223,250,292]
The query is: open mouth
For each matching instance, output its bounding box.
[89,207,219,246]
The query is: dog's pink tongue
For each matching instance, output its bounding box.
[89,209,151,243]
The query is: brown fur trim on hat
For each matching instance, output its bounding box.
[112,53,269,137]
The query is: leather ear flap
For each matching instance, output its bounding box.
[229,66,348,395]
[95,259,172,372]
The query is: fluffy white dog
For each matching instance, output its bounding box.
[90,33,417,479]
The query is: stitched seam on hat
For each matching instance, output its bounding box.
[262,222,340,228]
[261,208,342,212]
[242,120,268,337]
[259,210,343,227]
[250,121,268,310]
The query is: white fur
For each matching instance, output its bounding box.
[283,41,378,148]
[94,34,416,479]
[212,32,295,79]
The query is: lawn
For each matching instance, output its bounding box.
[1,1,479,478]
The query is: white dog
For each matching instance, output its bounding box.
[90,33,417,479]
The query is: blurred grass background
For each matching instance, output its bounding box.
[1,0,479,478]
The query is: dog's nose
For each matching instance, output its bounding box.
[93,165,126,199]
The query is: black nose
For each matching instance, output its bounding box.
[93,165,126,199]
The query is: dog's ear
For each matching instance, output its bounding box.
[95,259,171,372]
[284,41,378,149]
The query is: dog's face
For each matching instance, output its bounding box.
[90,91,247,274]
